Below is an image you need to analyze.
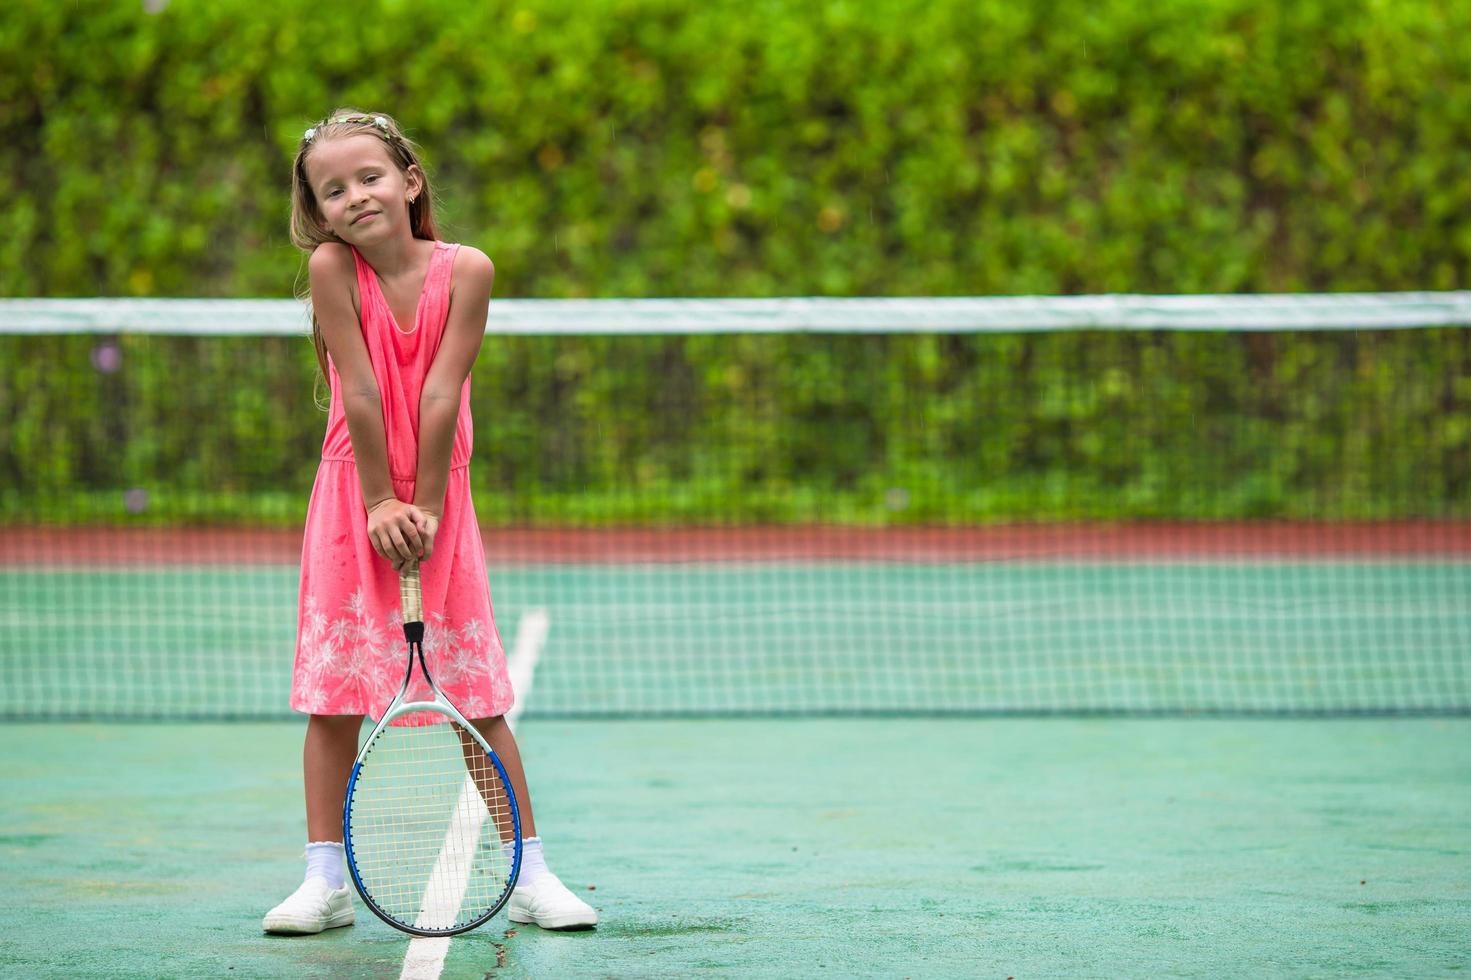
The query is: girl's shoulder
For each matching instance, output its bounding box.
[443,240,492,265]
[310,239,357,273]
[309,241,365,318]
[446,243,495,303]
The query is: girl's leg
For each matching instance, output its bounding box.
[303,713,364,841]
[263,713,364,934]
[468,716,597,928]
[470,714,537,838]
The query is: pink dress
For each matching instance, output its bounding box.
[290,239,515,726]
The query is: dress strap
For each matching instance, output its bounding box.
[420,241,460,337]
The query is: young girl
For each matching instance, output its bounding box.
[263,108,596,935]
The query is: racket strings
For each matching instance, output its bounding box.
[348,718,516,932]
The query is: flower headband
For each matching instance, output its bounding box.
[303,114,389,142]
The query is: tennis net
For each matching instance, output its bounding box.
[2,294,1468,718]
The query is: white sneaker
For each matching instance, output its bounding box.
[262,876,355,934]
[507,872,598,930]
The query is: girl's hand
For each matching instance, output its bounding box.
[415,508,441,565]
[366,497,428,572]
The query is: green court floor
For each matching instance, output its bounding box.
[1,717,1467,977]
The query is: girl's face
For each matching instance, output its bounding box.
[304,134,422,242]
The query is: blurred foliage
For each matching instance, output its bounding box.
[4,0,1471,296]
[2,0,1470,524]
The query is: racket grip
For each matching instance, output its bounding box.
[400,562,423,632]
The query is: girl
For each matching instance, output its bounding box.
[263,108,596,935]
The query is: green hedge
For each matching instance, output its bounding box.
[3,0,1470,524]
[6,0,1471,296]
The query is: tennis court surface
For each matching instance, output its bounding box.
[4,716,1468,977]
[3,295,1469,976]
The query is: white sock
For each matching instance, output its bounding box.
[507,836,548,888]
[305,840,346,889]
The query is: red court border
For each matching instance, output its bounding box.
[4,522,1469,565]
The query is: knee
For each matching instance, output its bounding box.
[308,713,364,734]
[471,714,509,737]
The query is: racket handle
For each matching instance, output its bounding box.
[400,562,423,628]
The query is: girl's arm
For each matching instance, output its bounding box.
[412,246,496,518]
[311,244,424,570]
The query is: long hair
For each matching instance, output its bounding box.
[288,108,441,409]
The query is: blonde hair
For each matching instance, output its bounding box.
[288,108,442,407]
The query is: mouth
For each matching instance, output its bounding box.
[351,211,380,225]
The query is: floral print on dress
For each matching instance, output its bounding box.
[294,588,512,725]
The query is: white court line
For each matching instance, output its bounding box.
[400,607,549,980]
[411,778,486,930]
[505,608,549,730]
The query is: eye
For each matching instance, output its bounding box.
[324,176,380,198]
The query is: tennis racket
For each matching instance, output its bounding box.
[343,561,522,936]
